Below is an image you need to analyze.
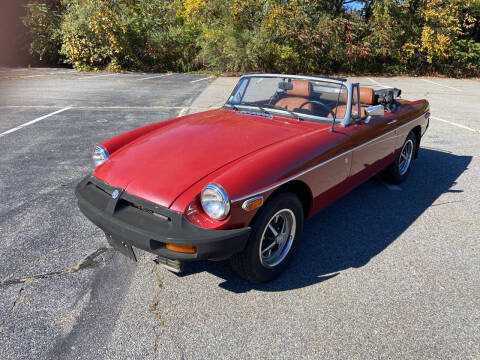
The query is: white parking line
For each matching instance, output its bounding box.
[0,105,182,110]
[16,71,75,78]
[138,74,170,81]
[83,73,115,79]
[366,78,391,88]
[20,74,49,78]
[0,107,71,138]
[1,68,24,72]
[431,116,478,133]
[190,77,211,83]
[419,78,461,92]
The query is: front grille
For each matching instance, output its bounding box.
[93,183,111,196]
[77,175,181,251]
[86,177,171,223]
[131,202,154,214]
[125,200,170,222]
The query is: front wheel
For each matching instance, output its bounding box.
[230,193,304,283]
[383,131,417,184]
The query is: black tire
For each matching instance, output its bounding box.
[383,131,417,184]
[230,192,304,283]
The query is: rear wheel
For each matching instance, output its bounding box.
[383,131,417,184]
[230,192,304,283]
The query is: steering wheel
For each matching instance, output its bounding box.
[299,100,335,117]
[267,91,283,105]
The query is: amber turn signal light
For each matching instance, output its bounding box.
[242,196,264,211]
[166,244,197,254]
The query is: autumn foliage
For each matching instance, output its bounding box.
[22,0,480,76]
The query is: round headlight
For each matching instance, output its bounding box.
[200,184,230,220]
[92,145,109,167]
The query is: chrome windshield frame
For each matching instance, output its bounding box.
[224,74,353,127]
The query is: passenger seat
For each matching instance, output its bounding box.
[275,80,313,112]
[329,87,375,119]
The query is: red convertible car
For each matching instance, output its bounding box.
[76,74,429,282]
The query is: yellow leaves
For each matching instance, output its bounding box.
[231,0,261,14]
[230,0,262,25]
[264,2,302,30]
[181,0,206,20]
[401,42,420,62]
[397,0,477,65]
[419,0,468,62]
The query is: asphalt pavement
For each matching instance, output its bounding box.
[0,68,478,359]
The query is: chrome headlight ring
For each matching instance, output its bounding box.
[92,145,109,168]
[200,183,230,220]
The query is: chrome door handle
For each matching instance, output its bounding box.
[387,120,397,125]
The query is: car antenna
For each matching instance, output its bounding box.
[330,85,344,132]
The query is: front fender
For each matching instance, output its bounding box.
[170,127,340,229]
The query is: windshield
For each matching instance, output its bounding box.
[226,76,348,123]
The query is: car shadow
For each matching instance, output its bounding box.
[175,148,472,293]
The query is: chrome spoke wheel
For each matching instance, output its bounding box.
[398,139,414,176]
[259,209,296,268]
[230,192,304,283]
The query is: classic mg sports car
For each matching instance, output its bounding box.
[76,74,429,283]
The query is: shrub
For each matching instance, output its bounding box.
[21,0,480,76]
[59,0,132,71]
[22,0,63,63]
[450,39,480,75]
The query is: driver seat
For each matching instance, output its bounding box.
[275,80,313,112]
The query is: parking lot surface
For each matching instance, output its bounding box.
[0,68,478,359]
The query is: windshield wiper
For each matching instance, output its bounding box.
[263,104,303,121]
[239,102,273,117]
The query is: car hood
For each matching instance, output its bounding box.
[93,109,309,208]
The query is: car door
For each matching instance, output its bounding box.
[347,114,398,185]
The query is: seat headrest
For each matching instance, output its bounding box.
[286,80,313,97]
[342,87,375,105]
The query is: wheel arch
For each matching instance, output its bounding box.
[267,180,313,219]
[411,125,421,159]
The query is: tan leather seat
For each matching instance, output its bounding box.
[275,80,313,112]
[342,87,375,105]
[329,105,348,119]
[329,87,375,119]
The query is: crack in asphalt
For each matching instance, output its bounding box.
[18,239,89,274]
[0,247,108,287]
[0,283,26,335]
[150,264,165,327]
[0,283,29,333]
[153,334,160,360]
[10,285,26,313]
[150,263,165,360]
[149,264,187,359]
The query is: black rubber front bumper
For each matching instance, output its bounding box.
[75,176,250,261]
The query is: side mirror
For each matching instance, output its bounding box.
[365,105,385,117]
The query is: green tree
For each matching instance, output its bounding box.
[22,0,63,63]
